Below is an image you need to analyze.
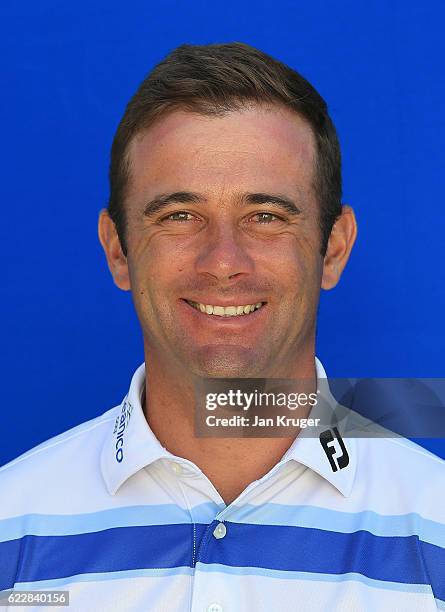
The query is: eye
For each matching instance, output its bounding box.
[161,211,196,222]
[249,212,283,224]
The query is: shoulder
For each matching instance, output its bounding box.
[353,434,445,523]
[356,433,445,477]
[0,407,117,474]
[0,406,119,519]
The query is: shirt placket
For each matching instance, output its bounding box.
[187,461,292,612]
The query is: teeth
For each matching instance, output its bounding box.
[187,301,265,317]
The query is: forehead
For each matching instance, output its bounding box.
[126,104,316,202]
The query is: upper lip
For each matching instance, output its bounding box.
[182,298,267,306]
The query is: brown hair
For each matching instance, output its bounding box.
[108,42,342,256]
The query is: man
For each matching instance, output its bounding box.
[1,43,444,611]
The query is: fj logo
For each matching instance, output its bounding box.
[319,427,349,472]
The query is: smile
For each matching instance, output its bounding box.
[185,300,266,317]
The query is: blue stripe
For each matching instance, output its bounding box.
[0,503,221,542]
[2,503,444,547]
[1,523,444,600]
[420,540,445,603]
[0,524,208,591]
[200,522,445,600]
[228,503,445,548]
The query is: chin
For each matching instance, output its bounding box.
[190,344,264,378]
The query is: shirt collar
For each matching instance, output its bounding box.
[101,358,357,497]
[281,357,357,497]
[101,363,173,495]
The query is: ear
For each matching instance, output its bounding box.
[321,205,357,290]
[98,209,131,291]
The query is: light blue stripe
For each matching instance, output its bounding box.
[196,563,433,595]
[12,567,194,589]
[11,564,439,599]
[436,598,445,610]
[2,502,444,549]
[0,502,221,542]
[226,503,445,548]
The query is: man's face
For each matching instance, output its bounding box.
[117,105,326,377]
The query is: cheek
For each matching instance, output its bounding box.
[258,238,310,283]
[129,237,195,300]
[263,242,321,308]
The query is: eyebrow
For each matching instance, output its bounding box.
[143,191,302,218]
[245,193,301,216]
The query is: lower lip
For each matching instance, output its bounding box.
[179,299,268,326]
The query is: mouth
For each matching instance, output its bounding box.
[183,299,267,317]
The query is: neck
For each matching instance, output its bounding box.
[142,346,317,505]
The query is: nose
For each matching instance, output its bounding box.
[195,223,254,283]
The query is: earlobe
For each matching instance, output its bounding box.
[98,209,131,291]
[321,205,357,290]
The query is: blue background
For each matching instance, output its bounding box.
[1,0,444,466]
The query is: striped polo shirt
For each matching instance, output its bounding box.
[1,359,445,611]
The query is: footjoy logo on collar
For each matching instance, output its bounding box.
[319,427,349,472]
[112,400,133,463]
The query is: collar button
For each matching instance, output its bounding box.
[213,522,227,539]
